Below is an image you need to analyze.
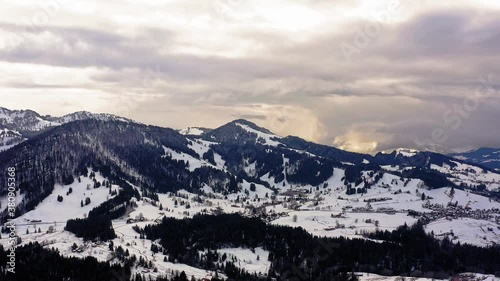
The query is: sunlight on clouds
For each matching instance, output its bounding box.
[257,104,327,142]
[255,4,325,32]
[1,0,500,152]
[333,131,380,154]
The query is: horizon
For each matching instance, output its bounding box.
[1,105,497,155]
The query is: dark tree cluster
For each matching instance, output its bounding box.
[65,217,116,241]
[0,242,129,281]
[138,214,500,281]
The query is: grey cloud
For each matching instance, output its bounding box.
[231,114,267,120]
[1,5,500,153]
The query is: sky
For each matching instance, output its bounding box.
[0,0,499,154]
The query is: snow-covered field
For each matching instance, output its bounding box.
[206,247,270,275]
[12,171,119,231]
[271,211,417,239]
[426,218,500,247]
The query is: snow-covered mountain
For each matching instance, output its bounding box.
[1,108,500,280]
[1,110,499,212]
[0,107,135,151]
[0,107,60,132]
[51,111,134,124]
[450,148,500,171]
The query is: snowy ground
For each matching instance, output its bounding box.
[207,247,270,275]
[357,272,499,281]
[425,218,500,247]
[11,171,119,232]
[271,211,417,239]
[431,161,500,191]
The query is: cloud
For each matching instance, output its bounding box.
[0,1,499,153]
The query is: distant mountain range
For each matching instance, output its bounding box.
[0,107,133,151]
[450,148,500,171]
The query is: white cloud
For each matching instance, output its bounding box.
[0,0,499,153]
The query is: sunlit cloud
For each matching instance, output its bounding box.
[1,0,499,153]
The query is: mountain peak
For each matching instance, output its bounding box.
[57,111,135,123]
[204,119,281,146]
[0,107,140,152]
[229,119,274,135]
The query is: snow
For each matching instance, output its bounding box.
[179,127,205,136]
[381,165,401,172]
[213,247,270,275]
[357,272,499,281]
[483,159,500,163]
[426,218,500,247]
[235,123,281,147]
[12,171,119,225]
[271,211,417,239]
[188,139,211,157]
[395,148,418,157]
[0,193,25,214]
[430,161,500,191]
[35,116,61,129]
[187,139,227,171]
[244,160,257,177]
[3,223,224,281]
[0,128,25,152]
[2,169,499,280]
[0,142,21,152]
[163,145,222,172]
[357,272,443,281]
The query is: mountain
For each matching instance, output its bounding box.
[450,147,500,171]
[1,108,500,280]
[0,107,135,151]
[1,109,499,222]
[49,111,134,124]
[0,107,60,133]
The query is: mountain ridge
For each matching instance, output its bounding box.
[450,147,500,171]
[1,108,500,280]
[1,109,500,224]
